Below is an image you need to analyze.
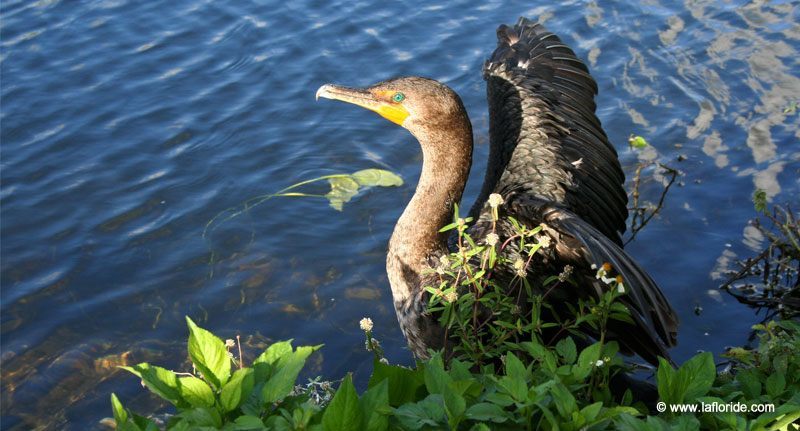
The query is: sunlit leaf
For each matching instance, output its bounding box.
[220,368,256,412]
[120,363,183,406]
[186,317,231,390]
[110,393,128,425]
[628,134,648,149]
[351,169,403,187]
[325,169,403,211]
[179,376,215,408]
[322,374,362,431]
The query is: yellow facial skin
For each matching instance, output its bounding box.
[316,85,410,126]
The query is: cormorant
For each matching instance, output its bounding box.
[317,18,678,365]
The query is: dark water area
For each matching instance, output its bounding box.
[1,0,798,428]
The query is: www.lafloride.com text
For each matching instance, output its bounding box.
[656,401,775,414]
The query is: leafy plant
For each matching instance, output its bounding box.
[204,168,403,239]
[112,317,800,430]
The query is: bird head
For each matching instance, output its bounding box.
[316,77,469,141]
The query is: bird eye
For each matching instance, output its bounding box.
[392,92,405,103]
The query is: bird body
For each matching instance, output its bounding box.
[317,18,678,365]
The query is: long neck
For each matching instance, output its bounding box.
[387,121,473,306]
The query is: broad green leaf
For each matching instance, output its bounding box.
[178,406,223,428]
[680,352,715,402]
[325,169,403,211]
[220,368,256,412]
[504,352,527,382]
[120,363,183,406]
[628,135,648,148]
[464,402,509,423]
[186,317,231,390]
[326,176,360,211]
[738,369,761,399]
[550,382,577,418]
[555,337,577,364]
[322,374,362,431]
[254,340,294,366]
[580,402,603,422]
[393,394,446,430]
[765,372,785,398]
[262,345,320,404]
[574,342,602,380]
[351,169,403,187]
[656,357,676,404]
[359,379,390,431]
[110,393,128,425]
[423,354,452,394]
[368,360,424,406]
[229,415,267,430]
[179,376,215,408]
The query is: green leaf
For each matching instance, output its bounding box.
[574,342,602,380]
[423,354,452,394]
[351,169,403,187]
[326,176,360,211]
[230,415,267,430]
[555,337,577,364]
[464,402,509,423]
[220,368,256,412]
[550,382,578,418]
[179,376,215,408]
[110,393,129,425]
[738,369,762,399]
[178,406,223,428]
[121,363,184,406]
[504,352,528,382]
[359,379,390,431]
[254,340,294,366]
[322,374,363,431]
[765,372,786,398]
[368,360,424,406]
[325,169,403,211]
[186,317,231,390]
[262,345,320,404]
[628,135,648,148]
[656,357,676,404]
[393,394,446,430]
[680,352,715,401]
[753,189,768,214]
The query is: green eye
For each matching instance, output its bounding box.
[392,92,405,103]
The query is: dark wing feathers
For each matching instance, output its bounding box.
[470,17,627,244]
[467,18,678,363]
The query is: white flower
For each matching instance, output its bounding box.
[486,233,499,246]
[444,290,458,303]
[591,263,598,270]
[456,217,466,227]
[359,317,373,332]
[536,234,551,248]
[616,276,625,293]
[558,265,573,282]
[595,359,605,367]
[488,193,504,208]
[225,339,235,348]
[513,258,527,277]
[379,358,389,364]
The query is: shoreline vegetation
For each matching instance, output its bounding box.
[110,200,800,430]
[113,140,799,429]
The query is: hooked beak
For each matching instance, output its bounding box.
[316,84,409,126]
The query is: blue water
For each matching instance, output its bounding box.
[1,0,798,428]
